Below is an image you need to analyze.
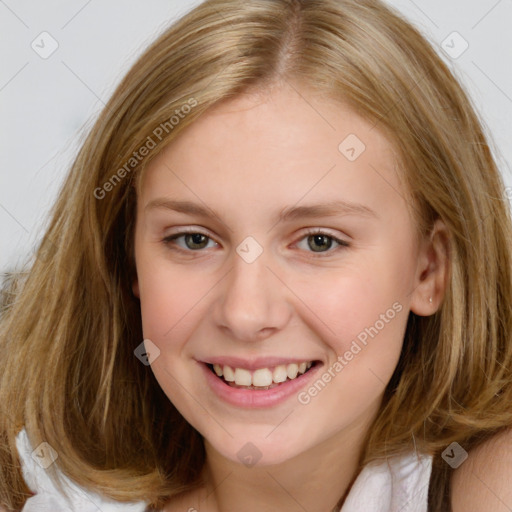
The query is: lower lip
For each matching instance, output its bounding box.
[199,362,323,409]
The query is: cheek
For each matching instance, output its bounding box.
[294,265,405,345]
[290,271,407,425]
[135,259,208,410]
[136,255,210,343]
[288,252,410,395]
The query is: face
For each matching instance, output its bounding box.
[132,82,429,466]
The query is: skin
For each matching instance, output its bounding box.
[451,427,512,511]
[132,80,450,512]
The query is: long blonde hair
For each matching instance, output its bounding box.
[2,0,512,510]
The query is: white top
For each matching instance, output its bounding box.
[16,428,432,511]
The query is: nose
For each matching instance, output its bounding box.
[212,248,293,343]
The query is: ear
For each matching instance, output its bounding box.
[410,218,451,316]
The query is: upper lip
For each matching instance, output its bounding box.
[199,356,320,370]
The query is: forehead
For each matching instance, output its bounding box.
[138,83,410,221]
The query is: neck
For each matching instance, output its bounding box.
[196,402,381,512]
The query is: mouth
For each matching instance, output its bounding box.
[205,360,320,390]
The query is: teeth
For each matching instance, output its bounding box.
[252,368,273,387]
[212,361,315,387]
[234,368,252,386]
[273,365,288,383]
[287,363,298,379]
[223,365,235,382]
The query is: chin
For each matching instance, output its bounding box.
[204,428,311,468]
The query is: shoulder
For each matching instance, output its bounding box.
[451,428,512,511]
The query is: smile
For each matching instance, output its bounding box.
[199,357,323,408]
[208,361,315,389]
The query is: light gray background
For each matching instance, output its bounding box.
[1,0,511,273]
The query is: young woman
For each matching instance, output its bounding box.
[1,0,512,510]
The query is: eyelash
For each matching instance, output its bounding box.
[161,228,350,256]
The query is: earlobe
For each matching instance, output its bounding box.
[410,219,451,317]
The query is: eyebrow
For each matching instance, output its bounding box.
[144,198,379,222]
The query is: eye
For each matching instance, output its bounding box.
[296,230,350,255]
[161,228,349,255]
[162,230,218,251]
